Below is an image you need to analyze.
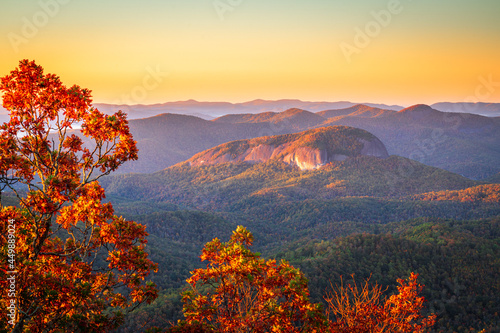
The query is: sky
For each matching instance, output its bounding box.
[1,0,499,106]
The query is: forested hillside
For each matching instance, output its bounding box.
[275,218,500,332]
[102,127,500,332]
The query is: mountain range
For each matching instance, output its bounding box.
[93,99,405,120]
[432,102,500,117]
[2,99,499,124]
[115,103,500,179]
[102,124,500,332]
[92,100,500,120]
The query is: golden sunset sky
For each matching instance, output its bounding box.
[1,0,499,106]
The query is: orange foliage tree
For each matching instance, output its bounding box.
[172,227,435,333]
[174,226,326,333]
[0,60,157,332]
[326,273,436,332]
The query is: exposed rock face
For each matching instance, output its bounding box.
[281,147,331,170]
[359,139,389,158]
[188,126,389,170]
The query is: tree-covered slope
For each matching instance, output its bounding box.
[102,155,478,208]
[273,217,500,332]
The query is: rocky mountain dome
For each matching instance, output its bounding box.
[187,126,389,170]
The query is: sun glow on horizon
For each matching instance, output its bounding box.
[0,0,499,106]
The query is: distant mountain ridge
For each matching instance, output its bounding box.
[431,102,500,117]
[214,105,395,125]
[3,100,499,124]
[94,99,405,120]
[91,100,500,121]
[113,103,500,179]
[317,104,395,120]
[213,108,326,130]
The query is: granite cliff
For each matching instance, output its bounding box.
[187,126,389,170]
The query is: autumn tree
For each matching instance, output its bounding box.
[174,226,326,333]
[325,273,436,332]
[171,227,436,333]
[0,60,157,332]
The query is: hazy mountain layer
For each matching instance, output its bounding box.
[94,99,405,119]
[91,100,500,120]
[3,101,499,178]
[431,102,500,117]
[118,104,500,179]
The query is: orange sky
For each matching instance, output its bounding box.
[1,0,499,106]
